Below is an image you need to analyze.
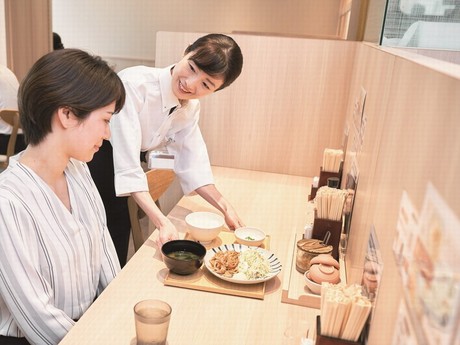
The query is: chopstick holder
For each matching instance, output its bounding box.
[317,284,370,345]
[312,188,347,260]
[322,149,344,173]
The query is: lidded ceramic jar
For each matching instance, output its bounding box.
[308,254,340,284]
[295,239,333,273]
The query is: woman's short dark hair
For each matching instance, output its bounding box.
[53,32,64,50]
[18,49,125,145]
[184,33,243,91]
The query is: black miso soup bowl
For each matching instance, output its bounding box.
[161,240,207,275]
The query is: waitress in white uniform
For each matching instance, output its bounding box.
[88,33,244,266]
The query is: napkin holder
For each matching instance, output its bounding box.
[309,166,343,201]
[315,316,364,345]
[311,214,343,260]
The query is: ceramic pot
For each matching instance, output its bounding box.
[309,263,340,284]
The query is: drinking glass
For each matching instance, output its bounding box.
[134,299,172,345]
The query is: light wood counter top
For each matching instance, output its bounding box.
[59,166,319,345]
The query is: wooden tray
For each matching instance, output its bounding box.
[281,232,347,309]
[282,232,322,308]
[163,231,271,299]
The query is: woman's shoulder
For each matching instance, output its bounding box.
[0,161,37,201]
[118,65,161,82]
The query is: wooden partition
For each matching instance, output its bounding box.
[343,44,460,344]
[156,32,358,177]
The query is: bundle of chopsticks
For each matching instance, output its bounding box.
[320,283,372,342]
[322,148,343,173]
[315,186,348,221]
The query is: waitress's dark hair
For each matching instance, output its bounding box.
[53,32,64,50]
[18,48,125,145]
[184,33,243,91]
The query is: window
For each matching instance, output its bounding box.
[381,0,460,50]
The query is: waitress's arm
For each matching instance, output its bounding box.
[131,191,178,245]
[195,184,245,230]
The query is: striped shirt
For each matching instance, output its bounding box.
[0,155,120,344]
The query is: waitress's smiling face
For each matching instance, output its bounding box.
[171,53,224,100]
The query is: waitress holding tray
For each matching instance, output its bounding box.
[88,33,245,266]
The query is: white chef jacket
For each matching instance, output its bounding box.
[0,155,120,344]
[111,65,214,197]
[0,65,20,134]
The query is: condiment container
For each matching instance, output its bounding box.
[295,239,333,273]
[304,224,313,239]
[309,254,340,284]
[327,177,340,188]
[309,263,340,284]
[312,176,319,188]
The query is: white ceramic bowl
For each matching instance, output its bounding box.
[234,227,266,247]
[304,270,322,295]
[185,211,225,244]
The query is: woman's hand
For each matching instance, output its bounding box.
[223,206,245,230]
[157,217,179,246]
[195,184,245,231]
[131,191,179,247]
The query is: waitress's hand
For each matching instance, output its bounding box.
[132,191,179,247]
[195,184,245,231]
[157,217,179,247]
[224,206,245,230]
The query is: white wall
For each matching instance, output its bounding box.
[52,0,343,69]
[0,0,6,65]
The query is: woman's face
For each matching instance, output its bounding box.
[68,102,115,162]
[171,53,224,100]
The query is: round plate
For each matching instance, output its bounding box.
[204,243,282,284]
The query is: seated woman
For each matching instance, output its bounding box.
[0,48,125,345]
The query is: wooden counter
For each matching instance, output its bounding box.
[59,166,319,345]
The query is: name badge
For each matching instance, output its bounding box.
[148,151,175,170]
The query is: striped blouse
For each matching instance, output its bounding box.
[0,155,120,344]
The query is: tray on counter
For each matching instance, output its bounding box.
[163,231,271,300]
[281,232,347,309]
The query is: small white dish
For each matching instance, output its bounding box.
[304,270,322,295]
[234,227,266,247]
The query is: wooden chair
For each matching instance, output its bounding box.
[127,169,176,252]
[0,109,21,169]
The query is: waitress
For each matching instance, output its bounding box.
[88,33,245,266]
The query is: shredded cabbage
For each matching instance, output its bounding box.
[235,249,270,280]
